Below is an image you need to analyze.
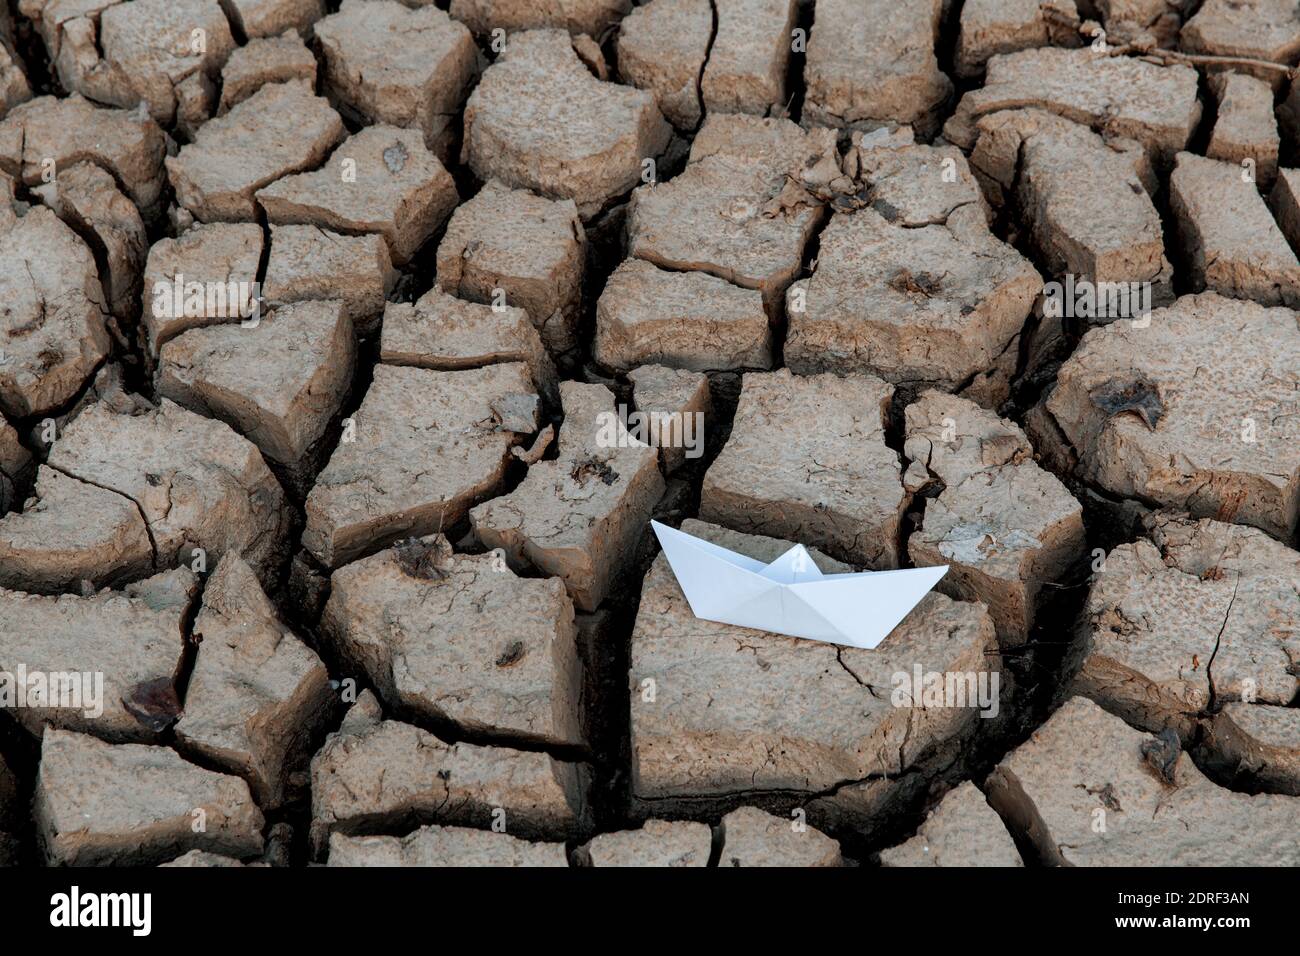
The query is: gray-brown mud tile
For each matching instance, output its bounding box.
[1043,293,1300,540]
[0,569,197,741]
[1074,514,1299,741]
[0,93,169,220]
[575,819,712,867]
[316,0,480,158]
[880,781,1022,866]
[904,390,1085,645]
[0,206,110,419]
[469,380,663,611]
[803,0,951,138]
[462,29,670,219]
[700,369,905,568]
[595,259,772,373]
[167,80,345,222]
[629,520,999,833]
[379,286,556,400]
[34,728,264,866]
[944,47,1201,165]
[320,535,584,750]
[984,696,1300,865]
[327,825,568,866]
[717,806,844,867]
[174,555,334,809]
[309,692,589,856]
[257,125,458,266]
[303,362,538,568]
[434,180,586,357]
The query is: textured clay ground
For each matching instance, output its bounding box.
[0,0,1298,868]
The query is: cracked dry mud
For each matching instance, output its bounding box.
[0,0,1296,871]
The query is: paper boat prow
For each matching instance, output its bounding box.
[651,520,948,649]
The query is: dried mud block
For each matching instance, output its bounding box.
[1180,0,1300,62]
[218,31,317,115]
[595,259,772,373]
[157,300,356,471]
[167,80,345,222]
[316,1,479,156]
[0,94,168,220]
[1207,72,1279,189]
[879,781,1021,866]
[34,729,264,866]
[321,536,584,749]
[701,370,904,567]
[576,819,711,867]
[0,466,154,592]
[33,161,146,321]
[471,381,663,611]
[627,115,837,315]
[699,0,797,118]
[955,0,1080,78]
[0,569,197,741]
[304,363,538,568]
[1210,704,1300,796]
[688,111,839,171]
[309,694,589,855]
[784,205,1039,400]
[380,287,556,400]
[0,207,110,419]
[142,222,264,356]
[86,0,235,126]
[628,364,710,474]
[222,0,325,38]
[803,0,951,138]
[1074,515,1299,740]
[262,225,396,336]
[969,109,1170,307]
[985,696,1300,865]
[436,181,586,358]
[258,126,458,266]
[717,806,843,867]
[615,0,711,130]
[47,399,291,583]
[462,29,671,219]
[850,141,990,228]
[172,70,216,140]
[175,556,332,810]
[1170,151,1300,307]
[1045,293,1300,540]
[0,38,30,116]
[629,520,999,825]
[0,168,23,231]
[328,825,569,866]
[944,47,1201,165]
[160,850,248,866]
[905,391,1085,645]
[1096,0,1184,46]
[449,0,630,37]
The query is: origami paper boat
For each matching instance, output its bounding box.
[651,521,948,649]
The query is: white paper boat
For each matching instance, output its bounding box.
[651,520,948,649]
